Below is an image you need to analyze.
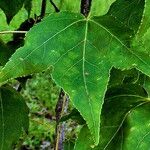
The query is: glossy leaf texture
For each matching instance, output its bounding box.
[0,0,25,23]
[0,2,149,144]
[0,86,29,150]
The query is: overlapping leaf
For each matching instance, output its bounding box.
[0,0,149,145]
[0,86,29,150]
[74,84,150,150]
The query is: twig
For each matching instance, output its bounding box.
[0,31,27,34]
[55,89,69,150]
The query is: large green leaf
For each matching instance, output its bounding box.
[0,86,29,150]
[0,0,25,23]
[0,6,150,144]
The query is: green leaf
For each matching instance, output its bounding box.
[0,0,25,23]
[107,0,145,34]
[90,0,117,16]
[0,7,149,144]
[0,85,29,150]
[74,125,94,150]
[95,84,148,149]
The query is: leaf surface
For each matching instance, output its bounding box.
[0,9,150,144]
[0,86,29,150]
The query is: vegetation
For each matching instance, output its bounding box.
[0,0,150,149]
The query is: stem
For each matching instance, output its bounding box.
[49,0,60,12]
[80,0,92,17]
[40,0,47,18]
[0,31,27,34]
[55,89,69,150]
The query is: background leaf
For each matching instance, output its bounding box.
[0,39,12,66]
[0,0,25,23]
[0,85,29,150]
[90,0,116,16]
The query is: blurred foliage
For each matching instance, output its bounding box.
[12,69,60,149]
[22,69,60,113]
